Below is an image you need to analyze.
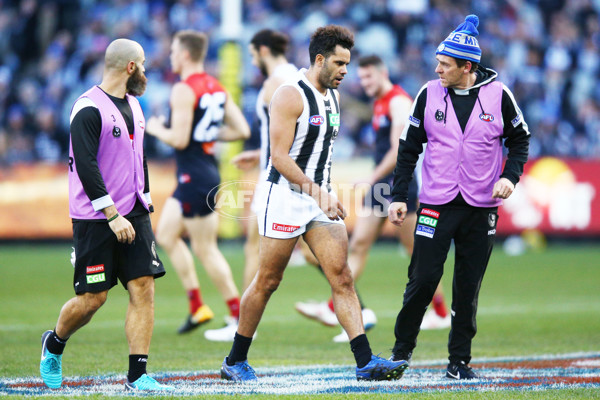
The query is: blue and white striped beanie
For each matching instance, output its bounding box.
[436,15,481,63]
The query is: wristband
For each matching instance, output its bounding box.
[107,213,119,223]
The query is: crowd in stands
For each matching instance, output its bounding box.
[1,0,599,167]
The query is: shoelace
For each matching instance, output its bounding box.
[136,375,159,389]
[43,357,59,371]
[240,363,256,378]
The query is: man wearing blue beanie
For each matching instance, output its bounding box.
[387,15,531,379]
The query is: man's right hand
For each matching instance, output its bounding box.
[145,115,166,136]
[314,187,347,221]
[388,202,408,226]
[231,150,260,170]
[108,215,136,244]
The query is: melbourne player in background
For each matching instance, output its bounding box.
[146,30,250,338]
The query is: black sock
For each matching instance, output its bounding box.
[128,354,148,383]
[227,333,253,365]
[350,334,372,368]
[46,330,68,355]
[318,265,367,310]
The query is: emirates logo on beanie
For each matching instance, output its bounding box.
[436,15,481,63]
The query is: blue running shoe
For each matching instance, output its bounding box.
[40,330,62,389]
[221,357,257,382]
[356,355,409,381]
[446,361,478,380]
[124,374,174,391]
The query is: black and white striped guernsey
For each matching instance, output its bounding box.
[256,63,298,172]
[266,68,341,189]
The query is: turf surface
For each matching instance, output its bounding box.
[1,241,599,398]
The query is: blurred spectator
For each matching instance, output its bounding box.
[1,0,600,166]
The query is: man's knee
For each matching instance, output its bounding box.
[256,270,283,294]
[80,291,108,312]
[407,276,439,298]
[128,276,155,301]
[349,235,371,256]
[328,265,354,291]
[155,228,175,250]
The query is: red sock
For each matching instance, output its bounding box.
[188,289,203,314]
[328,298,335,312]
[227,297,240,320]
[432,293,447,318]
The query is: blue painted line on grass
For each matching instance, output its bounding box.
[2,353,599,396]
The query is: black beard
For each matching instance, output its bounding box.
[126,67,147,96]
[259,59,268,78]
[318,68,335,89]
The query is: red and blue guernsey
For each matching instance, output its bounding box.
[174,72,226,191]
[372,85,412,166]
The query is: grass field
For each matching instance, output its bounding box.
[1,241,599,398]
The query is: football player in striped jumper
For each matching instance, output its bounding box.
[230,29,298,292]
[221,25,408,382]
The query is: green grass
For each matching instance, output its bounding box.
[3,390,598,400]
[1,241,599,399]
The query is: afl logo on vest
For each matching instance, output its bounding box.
[309,115,324,126]
[112,126,121,137]
[479,113,494,122]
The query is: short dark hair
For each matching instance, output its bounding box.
[308,25,354,65]
[250,29,289,57]
[455,58,479,73]
[358,55,385,69]
[174,30,208,62]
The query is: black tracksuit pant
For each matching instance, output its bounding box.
[393,195,498,364]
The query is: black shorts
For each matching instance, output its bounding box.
[364,175,419,216]
[72,214,166,294]
[173,184,216,217]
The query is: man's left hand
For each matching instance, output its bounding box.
[492,177,515,199]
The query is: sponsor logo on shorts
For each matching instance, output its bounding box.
[488,229,496,235]
[152,260,160,267]
[86,273,106,284]
[418,215,438,227]
[421,208,440,218]
[86,264,104,274]
[416,224,435,238]
[408,115,421,128]
[328,113,340,127]
[309,115,325,126]
[272,223,300,233]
